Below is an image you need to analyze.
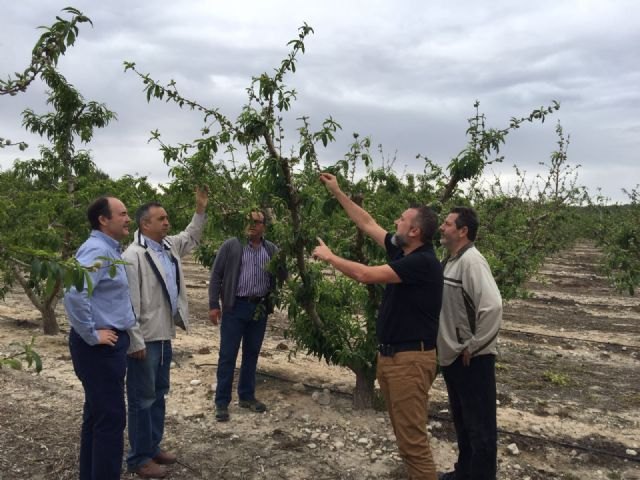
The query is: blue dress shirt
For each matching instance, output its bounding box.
[64,230,136,345]
[143,234,178,316]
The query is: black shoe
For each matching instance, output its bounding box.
[239,398,267,413]
[215,404,229,422]
[438,472,457,480]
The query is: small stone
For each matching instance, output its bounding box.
[307,443,317,449]
[185,412,205,420]
[626,449,638,456]
[319,433,330,441]
[506,443,520,455]
[312,389,331,405]
[185,387,194,394]
[190,379,202,386]
[170,361,177,369]
[357,437,369,445]
[370,453,377,461]
[276,342,288,350]
[292,382,306,392]
[334,441,345,449]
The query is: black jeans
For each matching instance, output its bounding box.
[442,354,497,480]
[69,328,129,480]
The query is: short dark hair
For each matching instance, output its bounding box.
[249,209,268,226]
[135,201,163,227]
[87,197,112,230]
[410,204,438,244]
[450,206,479,241]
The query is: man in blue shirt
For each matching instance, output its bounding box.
[64,196,136,480]
[208,210,281,422]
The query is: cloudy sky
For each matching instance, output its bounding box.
[1,1,638,202]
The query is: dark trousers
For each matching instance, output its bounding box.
[69,328,129,480]
[442,354,497,480]
[215,298,267,407]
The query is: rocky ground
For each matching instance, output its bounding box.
[1,240,639,479]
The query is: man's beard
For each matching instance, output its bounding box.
[391,233,407,248]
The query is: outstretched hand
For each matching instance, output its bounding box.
[312,237,333,262]
[196,186,209,213]
[319,172,341,196]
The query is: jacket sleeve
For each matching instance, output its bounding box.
[462,256,503,356]
[169,213,206,258]
[208,240,228,310]
[123,248,146,354]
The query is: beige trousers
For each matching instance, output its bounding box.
[377,349,438,480]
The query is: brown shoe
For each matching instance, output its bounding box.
[132,460,167,478]
[153,449,177,465]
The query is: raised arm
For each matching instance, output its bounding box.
[320,173,387,248]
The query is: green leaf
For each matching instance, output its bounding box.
[2,358,22,370]
[74,269,86,292]
[39,262,49,280]
[31,259,42,278]
[31,351,43,373]
[84,271,94,297]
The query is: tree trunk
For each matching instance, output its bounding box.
[352,364,376,410]
[11,262,62,335]
[41,302,60,335]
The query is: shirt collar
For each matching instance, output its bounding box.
[142,234,164,253]
[90,230,121,251]
[443,241,474,265]
[245,237,265,247]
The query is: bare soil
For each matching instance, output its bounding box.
[1,240,639,480]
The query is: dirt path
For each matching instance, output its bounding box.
[1,240,639,479]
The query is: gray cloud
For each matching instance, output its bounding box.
[1,0,638,202]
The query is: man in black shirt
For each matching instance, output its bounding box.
[313,173,443,480]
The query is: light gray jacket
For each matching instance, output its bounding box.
[437,244,503,367]
[124,213,205,353]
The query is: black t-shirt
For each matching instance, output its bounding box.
[376,233,443,347]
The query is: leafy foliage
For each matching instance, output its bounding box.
[0,337,42,373]
[126,24,573,409]
[0,8,156,334]
[594,187,640,295]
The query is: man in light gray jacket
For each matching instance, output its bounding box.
[124,187,208,479]
[437,206,502,480]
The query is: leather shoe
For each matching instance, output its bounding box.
[153,450,177,465]
[131,460,167,478]
[239,398,267,412]
[438,471,456,480]
[216,404,230,422]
